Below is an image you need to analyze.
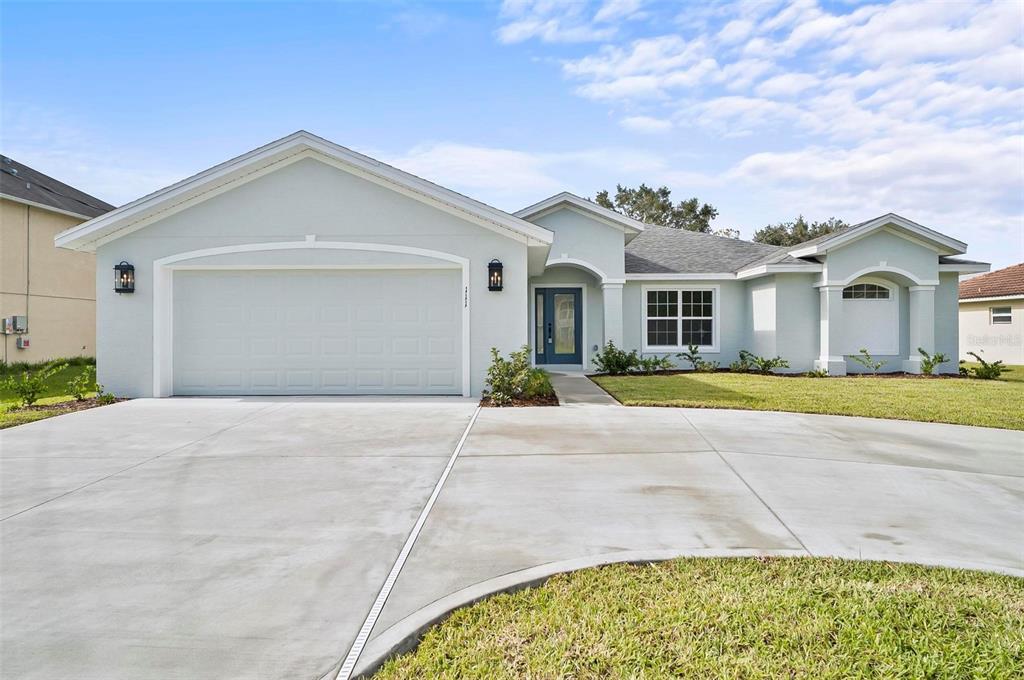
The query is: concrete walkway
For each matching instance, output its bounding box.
[1,398,1021,680]
[548,371,619,405]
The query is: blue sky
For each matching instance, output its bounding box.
[2,0,1022,268]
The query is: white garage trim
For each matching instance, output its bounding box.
[153,237,471,397]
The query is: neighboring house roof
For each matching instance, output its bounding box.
[55,131,553,251]
[0,155,114,219]
[624,224,805,274]
[515,192,645,243]
[959,263,1024,300]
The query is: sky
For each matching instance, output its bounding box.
[2,0,1022,269]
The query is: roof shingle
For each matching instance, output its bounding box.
[959,263,1024,300]
[623,224,811,274]
[0,155,115,218]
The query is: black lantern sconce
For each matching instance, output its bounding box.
[114,261,135,294]
[488,259,503,291]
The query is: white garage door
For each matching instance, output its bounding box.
[172,269,462,395]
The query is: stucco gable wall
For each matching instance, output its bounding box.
[773,273,819,372]
[526,207,625,280]
[823,229,939,285]
[95,157,528,397]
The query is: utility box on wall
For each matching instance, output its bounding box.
[2,316,28,335]
[15,336,30,349]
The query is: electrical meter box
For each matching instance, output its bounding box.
[16,336,30,349]
[3,316,28,334]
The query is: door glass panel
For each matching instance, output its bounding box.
[554,293,575,354]
[535,293,544,352]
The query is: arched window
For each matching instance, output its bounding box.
[842,283,890,299]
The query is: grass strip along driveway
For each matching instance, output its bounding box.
[0,360,99,429]
[593,365,1024,430]
[375,558,1024,679]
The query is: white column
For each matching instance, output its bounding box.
[814,285,847,375]
[601,281,624,352]
[903,285,936,373]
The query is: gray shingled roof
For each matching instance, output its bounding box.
[0,155,114,218]
[624,224,811,274]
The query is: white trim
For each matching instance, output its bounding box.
[789,213,966,258]
[640,284,721,354]
[820,264,939,287]
[959,294,1023,303]
[152,239,471,398]
[515,192,646,234]
[908,284,937,292]
[544,256,611,283]
[55,131,554,251]
[940,263,990,274]
[626,272,736,281]
[990,305,1013,325]
[0,193,102,221]
[736,263,822,279]
[529,283,588,369]
[841,281,894,301]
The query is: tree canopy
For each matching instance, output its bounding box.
[752,216,847,247]
[594,184,718,233]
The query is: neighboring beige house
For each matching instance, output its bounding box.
[959,263,1023,365]
[1,156,114,363]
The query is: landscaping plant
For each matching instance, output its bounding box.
[960,351,1006,380]
[592,341,640,375]
[637,355,674,375]
[737,350,789,375]
[1,361,68,407]
[917,348,949,376]
[67,364,98,401]
[483,345,533,405]
[805,368,829,378]
[677,344,718,372]
[850,348,886,374]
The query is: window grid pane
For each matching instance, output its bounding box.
[646,289,713,348]
[991,307,1012,324]
[843,283,889,299]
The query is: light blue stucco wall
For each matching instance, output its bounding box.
[934,272,960,374]
[527,207,625,280]
[96,157,530,397]
[770,274,819,372]
[824,229,939,286]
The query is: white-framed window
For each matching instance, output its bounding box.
[843,283,890,299]
[991,306,1012,324]
[642,285,718,352]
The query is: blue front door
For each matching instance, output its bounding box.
[535,288,582,364]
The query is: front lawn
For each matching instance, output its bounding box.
[0,359,101,429]
[374,558,1024,679]
[593,365,1024,430]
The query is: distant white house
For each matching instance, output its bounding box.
[54,131,991,397]
[959,263,1023,365]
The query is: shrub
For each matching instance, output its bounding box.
[695,360,719,372]
[67,365,98,401]
[593,341,640,375]
[1,361,68,407]
[484,345,533,405]
[637,355,674,375]
[522,369,555,399]
[917,348,949,376]
[736,350,789,375]
[677,344,703,370]
[850,348,886,374]
[960,351,1005,380]
[805,368,829,378]
[729,355,753,372]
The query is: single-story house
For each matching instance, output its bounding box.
[1,155,114,363]
[55,131,990,397]
[959,263,1023,365]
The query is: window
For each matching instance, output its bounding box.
[842,283,890,299]
[991,306,1012,324]
[645,288,715,349]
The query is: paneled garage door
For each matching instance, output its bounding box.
[172,269,462,395]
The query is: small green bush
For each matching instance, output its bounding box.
[736,350,789,375]
[695,359,719,372]
[729,356,753,372]
[677,344,703,370]
[917,348,949,376]
[850,348,886,374]
[637,355,674,375]
[805,368,830,378]
[960,351,1005,380]
[593,341,640,375]
[67,365,98,401]
[522,369,555,399]
[1,361,68,406]
[484,345,533,405]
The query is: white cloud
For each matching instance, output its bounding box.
[755,73,819,97]
[620,115,672,133]
[594,0,646,23]
[497,0,618,44]
[716,19,754,44]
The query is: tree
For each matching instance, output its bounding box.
[752,215,847,246]
[594,183,718,233]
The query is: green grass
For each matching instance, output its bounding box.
[0,358,97,429]
[374,558,1024,679]
[593,365,1024,430]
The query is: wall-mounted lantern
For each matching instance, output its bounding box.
[488,259,503,291]
[114,261,135,294]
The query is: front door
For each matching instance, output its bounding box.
[535,288,582,364]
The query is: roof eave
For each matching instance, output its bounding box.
[516,192,646,235]
[1,193,99,221]
[788,214,967,259]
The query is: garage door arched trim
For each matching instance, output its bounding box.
[153,236,471,397]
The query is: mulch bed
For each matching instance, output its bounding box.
[10,396,127,416]
[596,370,965,379]
[480,393,560,407]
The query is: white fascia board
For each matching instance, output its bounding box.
[1,193,98,221]
[516,192,646,235]
[959,294,1022,303]
[625,272,736,281]
[736,263,822,280]
[788,213,967,258]
[55,131,553,251]
[939,263,990,274]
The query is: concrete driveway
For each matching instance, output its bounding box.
[1,398,1021,679]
